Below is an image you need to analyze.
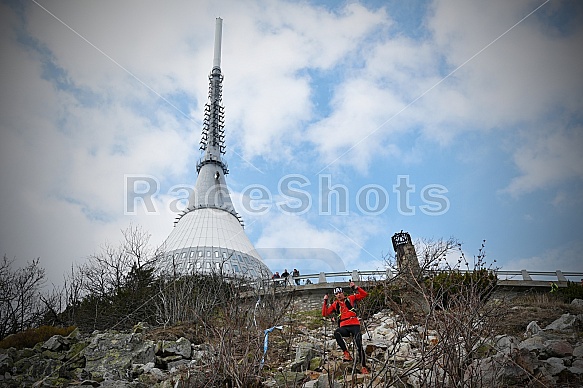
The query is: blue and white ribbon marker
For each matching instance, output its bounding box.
[260,325,283,369]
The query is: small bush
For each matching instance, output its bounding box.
[426,269,497,308]
[556,281,583,303]
[0,325,76,350]
[358,284,394,319]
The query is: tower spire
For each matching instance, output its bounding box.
[161,18,270,279]
[199,17,227,173]
[213,17,223,70]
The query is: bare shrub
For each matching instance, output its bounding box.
[371,239,510,387]
[0,256,48,339]
[60,224,160,331]
[160,270,294,387]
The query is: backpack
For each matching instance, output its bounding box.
[335,298,357,326]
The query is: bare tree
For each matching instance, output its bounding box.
[369,238,504,387]
[61,224,160,331]
[0,256,47,339]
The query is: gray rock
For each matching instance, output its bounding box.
[545,313,577,330]
[544,340,573,358]
[82,332,156,380]
[156,337,191,358]
[525,321,542,336]
[0,353,13,373]
[571,299,583,308]
[67,327,81,340]
[570,359,583,374]
[291,342,318,372]
[168,358,190,372]
[543,357,566,375]
[573,344,583,358]
[99,379,148,387]
[518,335,545,352]
[141,361,155,374]
[42,335,70,352]
[313,373,342,388]
[149,367,166,380]
[494,335,519,354]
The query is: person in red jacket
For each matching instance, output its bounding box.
[322,281,369,374]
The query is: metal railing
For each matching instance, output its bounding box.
[272,269,583,286]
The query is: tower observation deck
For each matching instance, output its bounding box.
[160,18,271,279]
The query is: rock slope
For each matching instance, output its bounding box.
[0,301,582,387]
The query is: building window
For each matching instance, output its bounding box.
[238,255,243,262]
[215,251,219,258]
[233,264,240,273]
[190,251,195,258]
[206,251,211,257]
[198,251,203,257]
[182,252,187,259]
[222,252,227,259]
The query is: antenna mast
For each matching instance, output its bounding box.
[198,17,227,174]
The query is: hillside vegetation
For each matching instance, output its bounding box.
[1,227,582,387]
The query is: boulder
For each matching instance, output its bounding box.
[544,340,573,358]
[305,373,342,388]
[156,337,191,359]
[82,332,156,381]
[518,335,546,353]
[545,313,577,330]
[525,321,542,336]
[291,342,318,372]
[42,335,70,352]
[543,357,566,375]
[570,359,583,374]
[494,335,519,355]
[167,358,190,372]
[0,353,13,374]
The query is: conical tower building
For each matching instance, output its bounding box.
[161,18,271,279]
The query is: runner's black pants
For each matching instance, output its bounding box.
[334,324,366,366]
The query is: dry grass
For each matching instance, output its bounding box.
[0,325,76,349]
[144,323,206,344]
[493,293,582,337]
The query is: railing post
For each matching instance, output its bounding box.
[319,272,327,284]
[521,269,532,281]
[556,270,567,282]
[351,270,360,282]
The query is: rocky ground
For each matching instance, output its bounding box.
[0,296,582,387]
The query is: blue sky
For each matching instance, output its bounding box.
[1,0,582,285]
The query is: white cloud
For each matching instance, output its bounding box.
[1,0,582,288]
[507,241,583,274]
[503,126,583,196]
[255,212,385,273]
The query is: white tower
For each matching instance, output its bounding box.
[161,18,271,279]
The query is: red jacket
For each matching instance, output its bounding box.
[322,287,368,327]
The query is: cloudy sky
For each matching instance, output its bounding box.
[1,0,582,286]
